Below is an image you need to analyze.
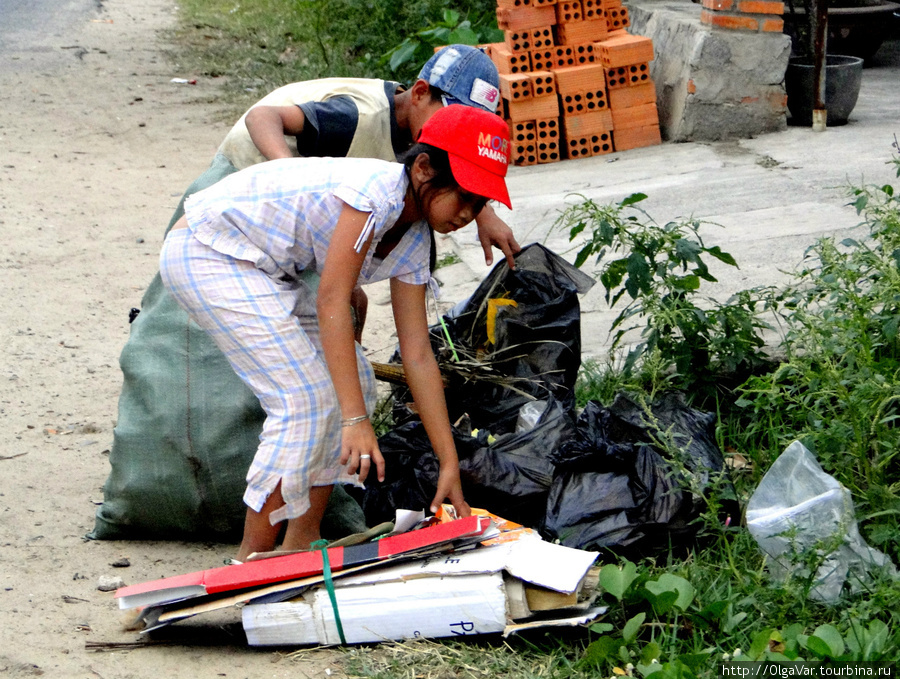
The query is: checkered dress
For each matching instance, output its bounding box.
[160,156,431,523]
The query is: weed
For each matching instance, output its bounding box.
[554,192,777,405]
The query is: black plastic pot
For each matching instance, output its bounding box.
[785,54,864,126]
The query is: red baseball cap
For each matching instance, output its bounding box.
[416,104,512,209]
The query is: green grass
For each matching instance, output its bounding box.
[167,0,498,113]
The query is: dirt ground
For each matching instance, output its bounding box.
[0,0,415,676]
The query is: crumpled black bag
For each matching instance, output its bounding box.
[392,243,595,432]
[354,397,571,527]
[542,392,737,557]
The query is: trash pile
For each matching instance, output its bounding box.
[357,244,738,557]
[111,243,743,646]
[115,509,605,646]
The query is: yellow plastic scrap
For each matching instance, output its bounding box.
[486,298,518,345]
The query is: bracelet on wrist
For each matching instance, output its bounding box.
[341,414,369,427]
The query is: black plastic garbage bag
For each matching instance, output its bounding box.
[391,243,595,432]
[354,397,571,527]
[542,392,737,557]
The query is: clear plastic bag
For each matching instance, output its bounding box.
[746,440,897,603]
[516,400,548,433]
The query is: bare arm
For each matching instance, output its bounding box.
[317,204,384,483]
[391,277,470,517]
[474,202,521,269]
[245,105,307,161]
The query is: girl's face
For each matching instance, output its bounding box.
[424,186,488,234]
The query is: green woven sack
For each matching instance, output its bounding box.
[91,156,368,540]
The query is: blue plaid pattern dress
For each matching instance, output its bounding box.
[160,156,431,524]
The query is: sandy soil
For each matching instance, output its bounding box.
[0,0,427,676]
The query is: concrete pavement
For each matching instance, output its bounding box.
[446,38,900,361]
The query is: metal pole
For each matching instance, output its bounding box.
[810,0,828,130]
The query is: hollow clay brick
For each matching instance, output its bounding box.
[508,119,537,145]
[505,29,534,52]
[535,117,560,142]
[605,62,651,88]
[560,87,609,116]
[507,94,561,122]
[529,71,558,97]
[594,33,654,66]
[563,134,592,159]
[607,81,656,108]
[552,63,607,93]
[532,26,556,49]
[531,48,556,71]
[605,6,631,30]
[554,18,609,44]
[553,43,595,68]
[613,124,661,151]
[582,0,604,20]
[497,5,558,30]
[535,117,561,162]
[512,141,538,165]
[498,0,533,6]
[500,73,534,101]
[491,45,533,74]
[556,0,583,23]
[610,102,659,130]
[588,129,614,155]
[536,120,561,162]
[562,109,613,135]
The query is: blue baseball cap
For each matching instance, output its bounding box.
[417,45,501,114]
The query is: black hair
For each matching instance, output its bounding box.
[398,142,458,273]
[426,85,445,105]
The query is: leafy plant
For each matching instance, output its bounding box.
[382,9,503,83]
[555,192,777,402]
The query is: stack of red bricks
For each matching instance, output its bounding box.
[480,0,662,166]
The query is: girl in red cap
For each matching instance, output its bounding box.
[159,105,511,560]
